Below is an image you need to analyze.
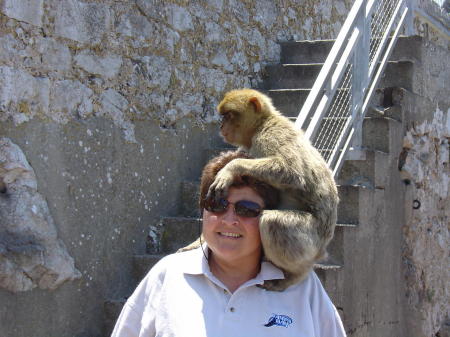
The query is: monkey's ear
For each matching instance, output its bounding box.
[249,96,262,113]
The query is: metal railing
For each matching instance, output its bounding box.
[294,0,409,177]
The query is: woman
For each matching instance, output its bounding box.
[112,151,346,337]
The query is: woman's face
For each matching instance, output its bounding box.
[202,186,264,266]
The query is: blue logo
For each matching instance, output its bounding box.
[264,314,293,328]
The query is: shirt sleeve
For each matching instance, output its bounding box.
[309,272,347,337]
[111,302,146,337]
[321,305,346,337]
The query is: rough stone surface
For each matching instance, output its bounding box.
[0,138,81,292]
[0,66,49,125]
[54,0,111,44]
[0,0,352,141]
[400,108,450,337]
[35,37,72,73]
[49,79,94,123]
[1,0,44,27]
[75,51,122,79]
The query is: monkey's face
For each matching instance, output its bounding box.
[218,102,260,148]
[219,110,241,145]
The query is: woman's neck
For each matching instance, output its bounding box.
[208,253,261,293]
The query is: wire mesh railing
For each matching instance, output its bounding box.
[294,0,409,177]
[313,64,353,162]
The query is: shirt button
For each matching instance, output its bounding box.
[229,307,235,312]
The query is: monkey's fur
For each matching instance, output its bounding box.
[183,89,339,291]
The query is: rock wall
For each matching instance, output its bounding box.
[400,109,450,337]
[0,0,352,140]
[0,0,352,336]
[398,12,450,336]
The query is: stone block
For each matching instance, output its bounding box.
[205,22,224,42]
[1,0,44,27]
[228,0,250,23]
[116,11,156,40]
[211,53,233,72]
[167,4,194,31]
[139,55,172,90]
[175,93,204,118]
[0,66,49,125]
[254,0,278,28]
[0,34,27,63]
[199,67,227,92]
[100,89,136,143]
[54,0,111,44]
[75,51,122,79]
[135,0,166,21]
[50,80,93,122]
[35,37,72,72]
[100,89,128,121]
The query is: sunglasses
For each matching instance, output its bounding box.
[204,198,263,218]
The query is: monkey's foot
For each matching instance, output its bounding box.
[258,279,292,292]
[206,170,234,201]
[258,272,309,292]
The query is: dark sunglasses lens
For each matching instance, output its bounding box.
[205,198,228,213]
[234,200,262,217]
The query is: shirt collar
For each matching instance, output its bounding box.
[182,244,284,282]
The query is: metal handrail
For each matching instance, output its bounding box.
[294,0,409,177]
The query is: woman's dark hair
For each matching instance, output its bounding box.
[199,151,279,210]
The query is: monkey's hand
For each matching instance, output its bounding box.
[207,168,234,201]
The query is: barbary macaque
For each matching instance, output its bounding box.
[182,89,339,291]
[200,88,339,291]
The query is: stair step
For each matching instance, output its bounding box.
[362,116,403,153]
[337,185,363,224]
[280,39,334,64]
[133,254,164,280]
[262,61,413,92]
[337,150,389,189]
[262,64,322,89]
[379,61,414,91]
[366,105,402,122]
[104,299,126,335]
[147,217,201,254]
[266,88,311,117]
[279,36,421,65]
[266,87,351,118]
[180,181,200,217]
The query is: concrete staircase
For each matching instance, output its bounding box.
[104,36,420,336]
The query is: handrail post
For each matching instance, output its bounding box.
[350,0,372,150]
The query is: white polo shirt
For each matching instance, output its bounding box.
[111,247,346,337]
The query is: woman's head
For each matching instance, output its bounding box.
[198,151,279,211]
[199,151,279,267]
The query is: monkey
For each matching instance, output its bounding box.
[200,88,339,291]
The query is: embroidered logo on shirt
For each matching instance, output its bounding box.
[264,314,293,328]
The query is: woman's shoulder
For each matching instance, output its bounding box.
[143,248,203,279]
[283,271,333,303]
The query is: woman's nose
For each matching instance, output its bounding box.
[221,205,238,224]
